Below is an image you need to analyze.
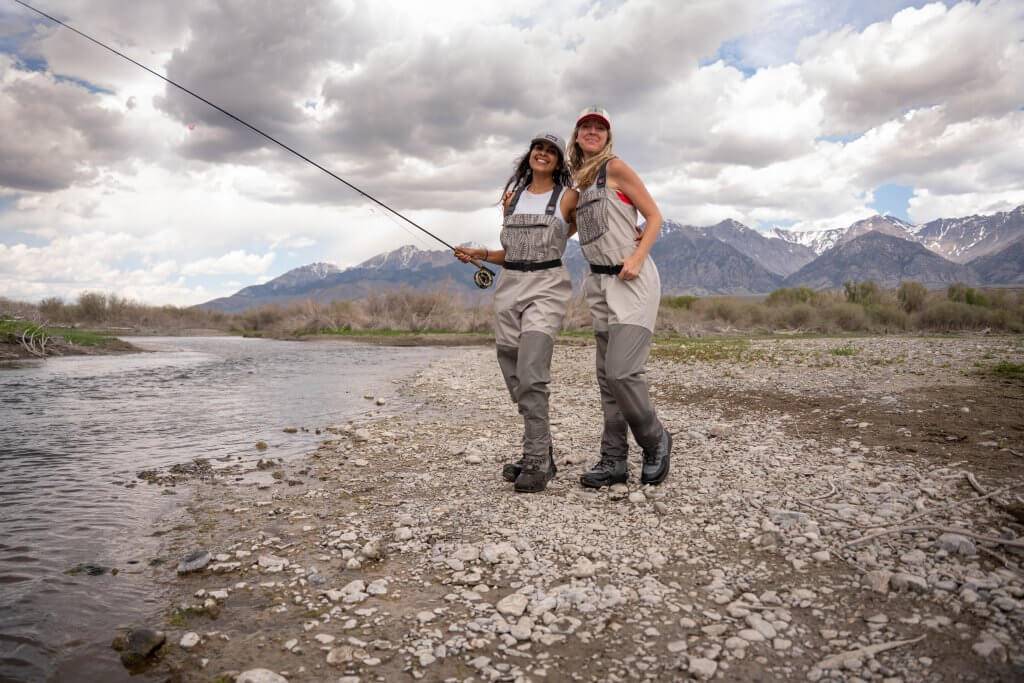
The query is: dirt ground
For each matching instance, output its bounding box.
[145,335,1023,682]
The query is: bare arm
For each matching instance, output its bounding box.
[607,158,662,280]
[455,245,505,266]
[561,188,579,239]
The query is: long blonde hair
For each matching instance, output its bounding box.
[568,126,615,189]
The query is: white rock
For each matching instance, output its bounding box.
[667,640,687,653]
[465,454,482,464]
[416,610,436,623]
[496,593,529,617]
[972,637,1006,660]
[900,549,927,565]
[570,556,596,578]
[937,533,976,556]
[628,491,646,504]
[237,669,289,683]
[179,632,200,650]
[314,633,335,645]
[394,527,413,541]
[738,628,765,642]
[689,657,718,680]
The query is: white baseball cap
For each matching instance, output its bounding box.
[575,105,611,129]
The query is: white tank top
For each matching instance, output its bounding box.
[513,187,567,224]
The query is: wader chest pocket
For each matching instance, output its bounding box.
[576,190,608,246]
[501,215,562,263]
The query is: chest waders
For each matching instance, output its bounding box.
[575,161,672,487]
[494,185,572,493]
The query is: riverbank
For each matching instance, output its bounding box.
[150,335,1023,682]
[0,320,139,362]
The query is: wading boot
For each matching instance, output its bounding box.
[501,457,524,483]
[503,446,555,483]
[579,454,628,488]
[641,430,673,485]
[514,448,556,493]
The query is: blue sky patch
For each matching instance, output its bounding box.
[871,183,914,221]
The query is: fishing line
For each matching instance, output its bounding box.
[13,0,496,289]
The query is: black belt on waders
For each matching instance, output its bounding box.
[589,263,623,275]
[504,259,563,272]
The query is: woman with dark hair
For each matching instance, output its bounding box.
[567,106,672,489]
[454,133,578,493]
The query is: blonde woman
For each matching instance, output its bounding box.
[455,133,578,493]
[568,106,672,488]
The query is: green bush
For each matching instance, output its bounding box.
[897,281,928,313]
[947,282,989,307]
[844,280,882,306]
[765,287,817,306]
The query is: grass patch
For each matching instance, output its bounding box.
[830,344,859,356]
[990,361,1024,379]
[0,319,113,347]
[166,608,189,627]
[652,338,760,363]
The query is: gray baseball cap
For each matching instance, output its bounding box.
[530,132,566,159]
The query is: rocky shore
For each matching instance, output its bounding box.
[152,335,1023,682]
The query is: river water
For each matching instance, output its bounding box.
[0,336,451,682]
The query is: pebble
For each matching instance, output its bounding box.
[496,593,529,617]
[237,670,289,683]
[688,657,718,680]
[176,549,211,574]
[178,632,200,650]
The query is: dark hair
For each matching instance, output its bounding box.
[499,142,572,204]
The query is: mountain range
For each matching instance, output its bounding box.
[198,204,1024,312]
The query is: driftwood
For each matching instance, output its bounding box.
[814,635,925,670]
[846,524,1024,549]
[15,322,52,358]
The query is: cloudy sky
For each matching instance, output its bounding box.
[1,0,1022,305]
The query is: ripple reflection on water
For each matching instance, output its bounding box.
[0,336,448,682]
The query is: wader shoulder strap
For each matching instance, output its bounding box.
[596,161,609,189]
[545,184,562,217]
[505,184,527,218]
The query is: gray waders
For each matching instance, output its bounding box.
[576,160,671,487]
[493,183,572,492]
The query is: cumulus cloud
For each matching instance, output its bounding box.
[181,250,275,276]
[0,56,140,191]
[799,0,1024,134]
[2,0,1023,303]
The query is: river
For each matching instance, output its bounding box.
[0,336,452,682]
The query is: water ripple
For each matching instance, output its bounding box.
[0,336,449,682]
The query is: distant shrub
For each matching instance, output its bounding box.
[866,304,909,332]
[38,297,66,322]
[947,282,990,307]
[76,291,107,322]
[825,302,867,331]
[897,281,928,313]
[916,301,991,330]
[765,287,818,306]
[663,295,698,310]
[773,302,814,329]
[843,280,882,306]
[701,298,746,325]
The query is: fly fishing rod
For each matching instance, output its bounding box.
[13,0,497,289]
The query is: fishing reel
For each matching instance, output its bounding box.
[473,265,496,289]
